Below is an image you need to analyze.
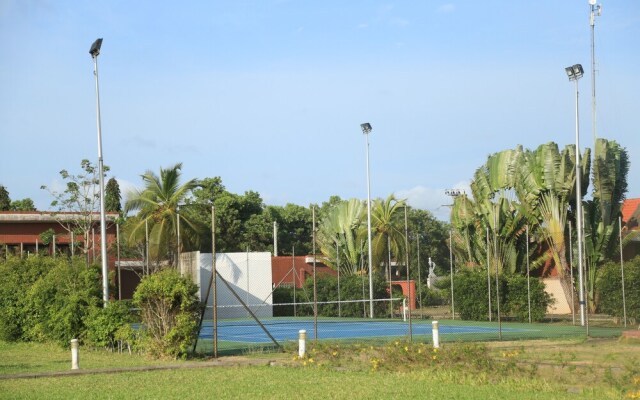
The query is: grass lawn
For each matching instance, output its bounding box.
[1,338,639,399]
[0,366,622,400]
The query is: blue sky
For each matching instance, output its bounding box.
[1,1,638,221]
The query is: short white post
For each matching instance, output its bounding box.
[70,339,79,370]
[298,330,307,358]
[432,321,440,349]
[402,298,408,322]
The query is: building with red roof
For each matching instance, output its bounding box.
[621,198,640,260]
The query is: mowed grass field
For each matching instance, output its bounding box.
[1,338,639,399]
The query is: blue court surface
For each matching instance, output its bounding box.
[197,319,526,343]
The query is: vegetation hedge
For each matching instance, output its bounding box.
[450,269,550,322]
[84,300,135,350]
[597,256,640,321]
[273,274,392,318]
[0,256,56,341]
[133,269,201,359]
[0,256,103,346]
[23,257,102,346]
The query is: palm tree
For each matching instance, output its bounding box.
[514,142,590,278]
[454,148,527,274]
[368,195,406,276]
[124,163,200,268]
[317,198,366,276]
[583,138,629,311]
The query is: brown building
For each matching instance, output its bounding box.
[0,211,117,257]
[0,210,121,290]
[271,255,337,288]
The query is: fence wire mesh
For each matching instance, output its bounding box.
[183,251,627,357]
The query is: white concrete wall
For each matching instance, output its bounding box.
[188,252,273,320]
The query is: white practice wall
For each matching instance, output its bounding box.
[181,251,273,320]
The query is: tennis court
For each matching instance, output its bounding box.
[196,317,623,346]
[199,318,526,344]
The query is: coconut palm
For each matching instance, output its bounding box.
[124,163,200,268]
[368,195,406,276]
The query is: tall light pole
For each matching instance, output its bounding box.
[444,189,462,320]
[177,205,181,271]
[90,38,109,307]
[566,63,586,326]
[361,122,374,319]
[589,0,602,145]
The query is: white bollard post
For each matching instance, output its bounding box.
[298,330,307,358]
[432,321,440,349]
[70,339,79,370]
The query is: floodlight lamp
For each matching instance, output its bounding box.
[588,0,596,5]
[89,38,103,58]
[360,122,372,134]
[565,64,583,81]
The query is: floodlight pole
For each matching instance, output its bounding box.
[619,216,627,327]
[444,189,461,320]
[590,0,601,145]
[177,205,181,270]
[566,64,586,326]
[416,234,423,318]
[361,122,374,319]
[404,206,412,340]
[90,38,109,307]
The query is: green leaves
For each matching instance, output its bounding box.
[133,269,200,358]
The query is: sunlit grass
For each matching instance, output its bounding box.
[0,366,621,400]
[1,338,639,399]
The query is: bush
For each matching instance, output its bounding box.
[273,287,294,316]
[452,269,549,322]
[299,274,390,318]
[84,300,135,350]
[503,274,550,322]
[451,269,502,321]
[597,257,640,321]
[22,257,102,346]
[422,286,448,307]
[133,269,201,359]
[0,256,53,341]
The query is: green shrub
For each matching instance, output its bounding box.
[451,269,549,322]
[503,274,550,322]
[22,257,102,346]
[84,300,135,350]
[422,286,448,307]
[299,274,390,318]
[273,287,294,316]
[597,257,640,321]
[451,269,502,321]
[0,256,53,341]
[133,269,201,359]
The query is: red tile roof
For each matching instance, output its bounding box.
[622,198,640,231]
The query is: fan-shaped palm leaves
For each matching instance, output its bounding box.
[317,196,407,278]
[317,198,365,275]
